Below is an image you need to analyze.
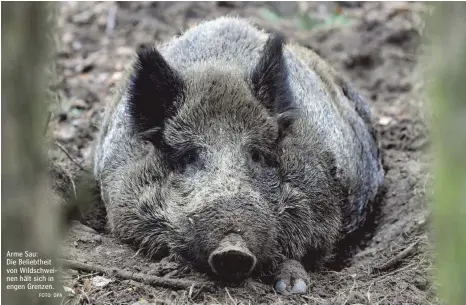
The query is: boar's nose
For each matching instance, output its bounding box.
[208,233,257,280]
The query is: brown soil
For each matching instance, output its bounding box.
[50,2,439,305]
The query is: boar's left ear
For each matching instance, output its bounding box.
[127,47,184,142]
[251,32,290,114]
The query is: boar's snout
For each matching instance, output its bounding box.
[208,233,256,280]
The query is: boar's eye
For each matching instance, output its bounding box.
[180,149,198,166]
[168,147,203,171]
[251,149,262,163]
[250,148,277,168]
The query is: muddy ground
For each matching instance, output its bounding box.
[49,2,439,305]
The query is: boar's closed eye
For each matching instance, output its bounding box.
[250,148,278,168]
[168,148,201,171]
[181,149,198,166]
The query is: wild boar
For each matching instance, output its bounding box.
[93,16,384,295]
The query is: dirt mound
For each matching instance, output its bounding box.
[50,2,439,304]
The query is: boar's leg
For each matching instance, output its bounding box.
[274,259,309,295]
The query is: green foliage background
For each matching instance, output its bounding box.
[427,3,466,305]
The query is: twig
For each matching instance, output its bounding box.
[44,111,52,136]
[55,141,86,171]
[78,287,89,304]
[131,248,142,259]
[225,287,237,305]
[374,262,416,284]
[96,290,113,301]
[77,271,99,281]
[62,166,77,200]
[341,276,357,305]
[61,259,216,292]
[188,284,195,299]
[372,240,420,273]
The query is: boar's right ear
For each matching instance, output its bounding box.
[251,32,296,133]
[127,47,184,142]
[251,32,289,114]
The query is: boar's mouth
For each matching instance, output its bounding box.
[208,233,257,281]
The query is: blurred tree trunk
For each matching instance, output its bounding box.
[427,3,466,305]
[1,2,63,305]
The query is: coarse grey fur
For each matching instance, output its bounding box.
[93,17,384,293]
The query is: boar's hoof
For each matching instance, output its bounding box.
[208,233,257,280]
[274,259,309,295]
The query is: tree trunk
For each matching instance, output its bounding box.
[1,2,63,305]
[427,3,466,305]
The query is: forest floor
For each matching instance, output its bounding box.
[49,2,439,305]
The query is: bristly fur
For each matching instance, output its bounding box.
[93,16,384,288]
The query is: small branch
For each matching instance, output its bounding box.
[54,141,86,171]
[61,259,216,293]
[372,240,420,273]
[62,166,77,200]
[43,111,52,136]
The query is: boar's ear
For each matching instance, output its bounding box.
[251,32,290,114]
[127,47,184,141]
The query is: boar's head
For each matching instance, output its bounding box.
[126,33,298,281]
